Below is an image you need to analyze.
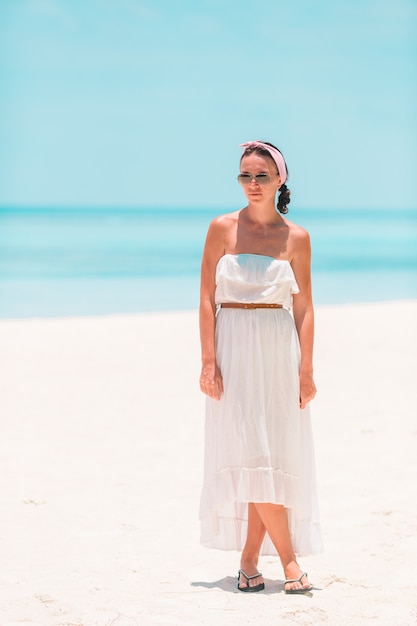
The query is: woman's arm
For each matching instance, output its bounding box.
[291,228,317,409]
[199,218,227,400]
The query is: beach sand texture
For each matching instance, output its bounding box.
[0,301,416,626]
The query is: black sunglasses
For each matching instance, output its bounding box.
[237,173,273,185]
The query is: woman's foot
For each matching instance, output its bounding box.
[238,559,264,591]
[283,561,313,593]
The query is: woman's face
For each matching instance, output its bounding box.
[239,153,281,204]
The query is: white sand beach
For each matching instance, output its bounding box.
[1,301,416,626]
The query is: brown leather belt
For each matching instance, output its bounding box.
[220,303,283,309]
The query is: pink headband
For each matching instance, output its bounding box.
[240,140,287,186]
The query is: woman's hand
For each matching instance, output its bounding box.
[299,371,316,409]
[200,361,224,400]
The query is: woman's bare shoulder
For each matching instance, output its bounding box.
[284,219,311,262]
[284,217,310,235]
[210,209,241,226]
[206,209,242,236]
[285,218,311,243]
[202,210,242,257]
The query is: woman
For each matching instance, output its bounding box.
[199,140,323,594]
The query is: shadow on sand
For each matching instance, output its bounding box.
[191,576,306,595]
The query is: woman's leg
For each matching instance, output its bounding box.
[238,503,266,589]
[254,502,312,591]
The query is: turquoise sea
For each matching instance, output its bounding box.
[0,207,416,318]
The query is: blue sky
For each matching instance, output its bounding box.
[1,0,416,209]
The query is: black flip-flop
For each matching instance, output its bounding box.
[237,568,265,593]
[284,571,313,594]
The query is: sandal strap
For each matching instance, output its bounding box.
[284,572,308,584]
[238,568,263,582]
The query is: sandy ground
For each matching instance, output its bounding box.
[0,301,416,626]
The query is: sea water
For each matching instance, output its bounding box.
[0,207,416,318]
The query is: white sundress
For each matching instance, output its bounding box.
[199,253,323,556]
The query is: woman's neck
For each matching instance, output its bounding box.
[244,201,282,226]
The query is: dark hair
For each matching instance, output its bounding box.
[241,141,291,214]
